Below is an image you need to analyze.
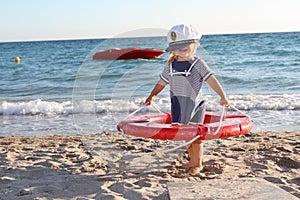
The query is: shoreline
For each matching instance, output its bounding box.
[1,131,299,199]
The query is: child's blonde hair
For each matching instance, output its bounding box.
[167,52,177,65]
[167,42,200,65]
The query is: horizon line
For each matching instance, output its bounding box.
[1,30,300,43]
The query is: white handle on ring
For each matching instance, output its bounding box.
[210,104,251,136]
[210,105,225,135]
[123,106,145,121]
[151,102,162,113]
[163,135,200,153]
[122,102,162,121]
[229,105,250,118]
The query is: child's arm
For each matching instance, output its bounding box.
[145,79,167,105]
[206,75,230,107]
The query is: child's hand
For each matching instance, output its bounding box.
[145,96,154,106]
[220,97,230,107]
[145,80,167,106]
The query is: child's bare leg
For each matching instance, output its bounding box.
[188,141,203,174]
[181,144,194,169]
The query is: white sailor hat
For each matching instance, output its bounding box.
[166,24,201,52]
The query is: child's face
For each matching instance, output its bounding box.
[174,44,196,61]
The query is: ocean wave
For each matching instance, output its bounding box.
[1,94,300,116]
[0,99,73,115]
[225,94,300,111]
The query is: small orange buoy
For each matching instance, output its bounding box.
[15,56,21,63]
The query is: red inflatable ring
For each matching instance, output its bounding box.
[117,112,252,141]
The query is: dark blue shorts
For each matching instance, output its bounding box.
[171,96,205,124]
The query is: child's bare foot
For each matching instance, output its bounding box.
[181,161,194,169]
[188,166,203,174]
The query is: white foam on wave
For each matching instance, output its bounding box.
[1,94,299,116]
[1,94,300,136]
[228,94,300,111]
[0,99,72,115]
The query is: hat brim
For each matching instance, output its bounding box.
[165,41,194,52]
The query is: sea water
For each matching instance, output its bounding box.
[0,32,300,136]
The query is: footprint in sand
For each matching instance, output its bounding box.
[275,157,300,169]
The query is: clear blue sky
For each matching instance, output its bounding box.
[1,0,300,42]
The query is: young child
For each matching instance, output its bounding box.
[145,24,230,174]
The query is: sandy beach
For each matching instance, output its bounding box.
[0,131,299,199]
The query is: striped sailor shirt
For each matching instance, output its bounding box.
[160,57,213,124]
